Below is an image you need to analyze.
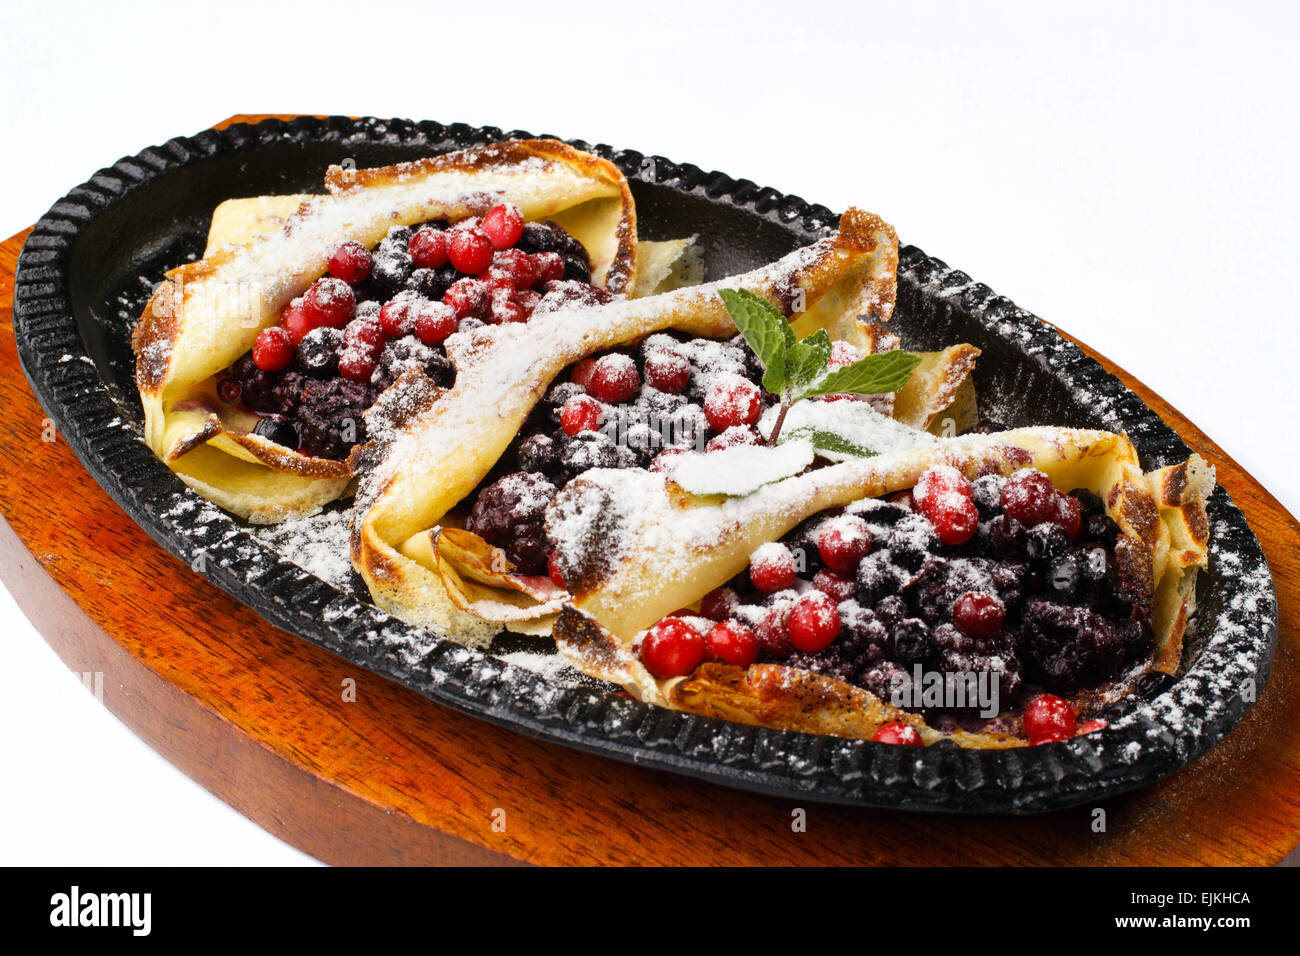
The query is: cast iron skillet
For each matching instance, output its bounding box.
[12,116,1279,812]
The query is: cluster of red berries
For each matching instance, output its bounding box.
[913,464,979,546]
[249,203,567,383]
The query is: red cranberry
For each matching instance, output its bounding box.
[1055,494,1082,540]
[379,296,419,338]
[481,203,525,249]
[953,591,1006,637]
[560,395,603,436]
[703,378,762,431]
[705,620,759,667]
[414,301,458,345]
[444,278,487,318]
[816,515,873,573]
[338,351,377,383]
[570,357,598,390]
[516,289,541,316]
[1077,719,1108,735]
[811,569,856,603]
[872,722,923,746]
[914,464,973,514]
[492,249,536,290]
[487,290,527,325]
[754,605,794,657]
[1023,693,1076,745]
[343,316,385,353]
[929,496,979,546]
[640,617,706,678]
[302,277,356,329]
[699,586,740,621]
[252,326,295,371]
[828,340,861,368]
[644,348,690,393]
[328,240,372,284]
[281,297,313,344]
[1002,469,1060,527]
[587,354,640,403]
[786,592,841,652]
[749,542,796,593]
[408,227,448,269]
[547,552,566,590]
[531,251,565,283]
[447,227,495,274]
[889,491,915,511]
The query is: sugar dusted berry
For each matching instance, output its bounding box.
[705,620,759,667]
[481,203,525,249]
[414,301,458,345]
[492,248,537,290]
[872,722,923,746]
[703,377,762,431]
[447,227,495,274]
[929,495,979,547]
[560,394,603,436]
[570,357,598,390]
[1024,693,1076,745]
[408,227,449,269]
[444,277,487,318]
[816,514,873,573]
[754,604,794,657]
[281,297,314,344]
[302,277,356,329]
[1055,494,1083,540]
[786,591,841,652]
[587,354,640,404]
[379,293,421,338]
[547,551,566,590]
[811,569,856,603]
[828,340,862,368]
[699,586,740,621]
[644,348,690,393]
[328,240,372,284]
[252,326,295,371]
[749,542,797,593]
[953,591,1006,637]
[532,251,565,284]
[640,617,706,678]
[1002,469,1060,528]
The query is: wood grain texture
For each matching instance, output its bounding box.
[1,115,1297,866]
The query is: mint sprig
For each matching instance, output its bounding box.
[717,288,921,444]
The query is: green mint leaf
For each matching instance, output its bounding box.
[782,328,832,398]
[803,349,922,398]
[781,426,878,461]
[717,288,794,394]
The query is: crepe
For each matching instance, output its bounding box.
[349,208,907,644]
[134,139,641,523]
[548,427,1213,746]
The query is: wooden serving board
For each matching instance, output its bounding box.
[3,116,1299,866]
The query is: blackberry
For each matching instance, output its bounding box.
[296,378,377,460]
[533,280,614,316]
[858,661,912,704]
[838,601,889,669]
[1021,597,1125,691]
[369,251,414,299]
[559,432,633,480]
[1117,615,1154,663]
[270,370,311,414]
[887,513,937,572]
[371,336,454,392]
[873,595,908,630]
[1045,551,1082,601]
[253,414,298,449]
[296,327,343,378]
[517,432,562,476]
[407,266,456,300]
[230,354,283,413]
[464,472,558,575]
[516,221,564,254]
[891,618,932,665]
[562,255,591,283]
[856,552,905,606]
[786,647,854,685]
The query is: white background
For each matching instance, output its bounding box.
[1,0,1296,865]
